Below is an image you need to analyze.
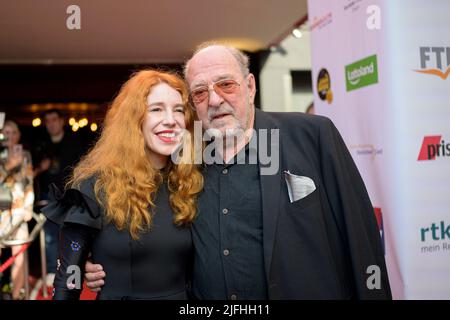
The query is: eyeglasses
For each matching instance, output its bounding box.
[190,79,240,104]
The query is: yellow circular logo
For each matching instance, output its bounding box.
[317,68,333,104]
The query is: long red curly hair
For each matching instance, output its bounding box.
[69,69,203,239]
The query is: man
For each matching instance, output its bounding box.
[34,109,83,192]
[85,44,391,299]
[34,109,83,274]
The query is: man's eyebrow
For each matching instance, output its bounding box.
[191,74,235,89]
[213,74,235,82]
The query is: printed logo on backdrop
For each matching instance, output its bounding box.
[343,0,364,12]
[316,68,333,104]
[345,55,379,91]
[414,47,450,80]
[373,207,385,255]
[417,135,450,161]
[310,12,333,31]
[420,220,450,254]
[350,144,383,160]
[342,1,381,30]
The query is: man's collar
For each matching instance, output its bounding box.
[253,108,278,131]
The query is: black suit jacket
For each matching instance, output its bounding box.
[254,109,391,299]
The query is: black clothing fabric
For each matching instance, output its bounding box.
[191,109,391,299]
[192,143,268,300]
[42,176,192,300]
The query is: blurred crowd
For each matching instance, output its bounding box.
[0,109,90,299]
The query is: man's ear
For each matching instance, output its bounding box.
[247,73,256,102]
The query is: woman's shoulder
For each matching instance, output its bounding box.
[77,175,98,199]
[42,175,103,230]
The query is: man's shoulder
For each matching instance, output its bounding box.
[258,110,332,130]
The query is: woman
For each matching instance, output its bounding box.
[0,120,34,300]
[42,70,203,300]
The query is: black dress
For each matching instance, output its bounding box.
[42,176,193,300]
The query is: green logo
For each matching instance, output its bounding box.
[345,55,379,91]
[421,221,450,242]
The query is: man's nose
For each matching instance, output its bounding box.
[208,87,224,107]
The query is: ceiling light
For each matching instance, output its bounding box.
[292,28,302,38]
[32,118,41,127]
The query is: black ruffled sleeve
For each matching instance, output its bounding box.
[41,178,104,300]
[52,223,94,300]
[41,179,103,230]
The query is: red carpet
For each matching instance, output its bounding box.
[35,283,97,300]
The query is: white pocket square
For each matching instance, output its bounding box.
[284,171,316,203]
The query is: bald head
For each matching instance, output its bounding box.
[184,44,250,83]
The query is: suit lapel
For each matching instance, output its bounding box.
[254,109,282,284]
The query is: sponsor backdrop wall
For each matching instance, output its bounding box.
[308,0,450,299]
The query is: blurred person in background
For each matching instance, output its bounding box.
[0,120,34,300]
[33,109,83,276]
[305,102,315,115]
